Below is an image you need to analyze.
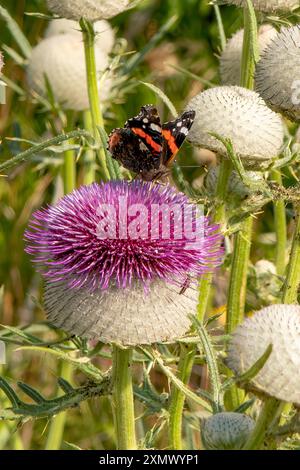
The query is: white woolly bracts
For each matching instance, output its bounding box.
[45,18,115,54]
[222,0,299,12]
[47,0,133,21]
[185,86,284,170]
[226,304,300,405]
[44,279,199,346]
[255,25,300,122]
[27,33,111,111]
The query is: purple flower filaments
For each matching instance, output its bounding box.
[25,180,223,344]
[25,180,223,291]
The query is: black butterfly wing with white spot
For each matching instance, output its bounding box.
[125,105,163,162]
[161,110,196,165]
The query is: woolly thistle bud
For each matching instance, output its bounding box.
[25,181,223,345]
[247,260,281,310]
[255,25,300,122]
[27,34,111,111]
[220,25,277,86]
[226,305,300,405]
[201,412,256,450]
[204,167,264,199]
[185,86,284,170]
[47,0,133,21]
[45,19,115,54]
[222,0,299,12]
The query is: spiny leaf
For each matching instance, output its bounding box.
[0,130,91,173]
[191,315,222,413]
[124,16,178,74]
[150,350,212,412]
[139,82,177,118]
[236,344,273,386]
[57,378,74,394]
[0,5,32,59]
[17,382,46,404]
[15,346,103,381]
[0,378,22,407]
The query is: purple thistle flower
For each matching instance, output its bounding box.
[25,180,223,290]
[25,180,223,344]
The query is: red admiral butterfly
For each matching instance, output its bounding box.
[108,104,195,181]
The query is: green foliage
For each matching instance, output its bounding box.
[0,0,300,451]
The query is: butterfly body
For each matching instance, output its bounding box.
[108,105,195,181]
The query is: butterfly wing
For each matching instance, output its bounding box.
[161,110,195,165]
[125,104,163,161]
[108,128,159,174]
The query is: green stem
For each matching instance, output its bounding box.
[168,345,195,450]
[83,110,96,185]
[45,135,76,447]
[112,347,136,450]
[240,2,259,89]
[63,148,75,193]
[243,203,300,449]
[45,360,73,450]
[80,18,110,181]
[271,170,287,276]
[0,130,90,173]
[168,159,231,450]
[225,1,258,410]
[213,4,226,51]
[282,204,300,304]
[63,112,76,193]
[243,398,281,450]
[226,217,253,333]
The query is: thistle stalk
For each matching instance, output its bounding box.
[83,110,96,185]
[168,158,231,450]
[224,0,258,410]
[271,170,287,275]
[111,347,137,450]
[244,205,300,449]
[45,359,73,449]
[45,126,76,448]
[80,18,110,181]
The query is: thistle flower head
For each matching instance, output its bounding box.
[45,19,115,54]
[47,0,133,21]
[186,86,284,169]
[226,304,300,405]
[255,25,300,122]
[25,181,223,345]
[27,33,110,111]
[201,412,255,450]
[220,25,277,86]
[222,0,299,12]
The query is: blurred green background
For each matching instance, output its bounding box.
[0,0,296,450]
